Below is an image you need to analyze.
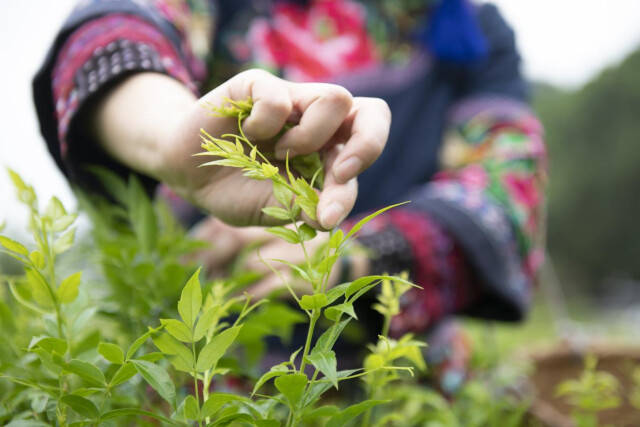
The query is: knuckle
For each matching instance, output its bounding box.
[322,85,353,111]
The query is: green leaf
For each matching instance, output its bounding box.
[44,196,66,220]
[201,393,250,418]
[98,342,124,364]
[57,272,82,304]
[262,207,291,221]
[160,318,193,342]
[29,250,45,269]
[110,362,137,387]
[275,373,308,408]
[273,180,293,207]
[66,359,107,387]
[306,350,338,389]
[100,408,180,425]
[126,326,159,360]
[52,214,77,233]
[345,275,415,300]
[266,226,300,244]
[53,228,75,254]
[152,332,193,368]
[299,293,328,311]
[326,283,349,305]
[183,395,200,420]
[128,175,158,254]
[209,413,253,426]
[0,235,28,256]
[316,255,339,275]
[25,269,53,308]
[344,202,409,240]
[298,224,317,241]
[315,319,351,353]
[29,336,67,354]
[196,325,242,372]
[87,166,129,205]
[178,268,202,329]
[131,359,176,406]
[193,305,217,341]
[252,364,290,396]
[324,303,357,321]
[326,400,387,427]
[60,395,99,420]
[329,230,344,249]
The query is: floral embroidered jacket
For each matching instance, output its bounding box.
[33,0,547,334]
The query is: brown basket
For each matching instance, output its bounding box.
[525,343,640,427]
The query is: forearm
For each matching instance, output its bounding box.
[92,72,197,180]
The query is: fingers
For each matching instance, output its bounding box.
[317,144,358,229]
[233,70,293,141]
[330,97,391,184]
[274,83,353,159]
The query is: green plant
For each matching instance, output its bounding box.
[555,354,621,427]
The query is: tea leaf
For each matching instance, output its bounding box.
[344,202,409,240]
[126,326,160,360]
[252,364,291,396]
[66,359,107,387]
[315,319,351,353]
[275,373,308,408]
[325,400,387,427]
[193,305,217,341]
[60,395,99,420]
[298,223,317,241]
[44,196,66,220]
[52,214,77,232]
[324,303,357,321]
[201,392,252,419]
[178,268,203,329]
[305,350,338,389]
[183,395,200,420]
[110,362,137,387]
[53,228,75,254]
[160,319,193,343]
[266,226,300,244]
[101,408,180,425]
[29,336,67,355]
[128,175,157,254]
[0,235,28,256]
[132,359,176,406]
[196,325,242,372]
[273,180,293,207]
[329,230,344,249]
[25,269,54,308]
[345,275,415,300]
[29,250,45,269]
[262,207,291,221]
[152,332,193,368]
[57,271,82,304]
[98,342,125,365]
[299,294,328,311]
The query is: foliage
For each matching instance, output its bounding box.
[555,355,621,427]
[0,98,535,426]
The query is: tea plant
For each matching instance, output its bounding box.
[555,354,621,427]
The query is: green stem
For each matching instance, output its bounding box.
[382,314,391,339]
[298,310,318,374]
[191,341,203,427]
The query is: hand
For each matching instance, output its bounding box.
[94,70,391,229]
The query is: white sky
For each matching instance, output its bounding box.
[1,0,640,233]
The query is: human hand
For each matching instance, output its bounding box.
[156,69,391,229]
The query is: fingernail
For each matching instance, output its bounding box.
[320,201,345,229]
[335,156,362,182]
[275,147,295,160]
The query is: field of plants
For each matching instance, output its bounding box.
[1,99,639,426]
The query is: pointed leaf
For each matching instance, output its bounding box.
[0,235,28,256]
[262,207,291,221]
[98,342,124,364]
[183,395,199,420]
[299,293,328,311]
[298,224,317,241]
[344,202,409,240]
[273,180,293,207]
[131,360,176,406]
[201,393,251,418]
[305,350,338,389]
[324,303,357,321]
[126,326,160,360]
[345,275,415,300]
[110,362,137,387]
[160,319,193,342]
[66,359,106,387]
[60,395,99,420]
[152,332,193,368]
[266,226,300,244]
[196,325,241,372]
[326,400,387,427]
[57,272,82,304]
[53,228,75,254]
[275,373,308,408]
[178,268,202,328]
[100,408,180,425]
[252,364,291,396]
[315,319,351,353]
[329,230,344,249]
[128,175,157,254]
[193,305,217,342]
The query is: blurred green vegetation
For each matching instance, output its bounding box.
[534,47,640,295]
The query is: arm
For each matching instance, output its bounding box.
[35,1,391,229]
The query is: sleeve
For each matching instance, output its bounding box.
[32,0,215,189]
[350,4,547,333]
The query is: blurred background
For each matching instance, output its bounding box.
[1,0,640,330]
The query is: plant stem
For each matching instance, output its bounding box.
[298,310,318,374]
[192,341,203,427]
